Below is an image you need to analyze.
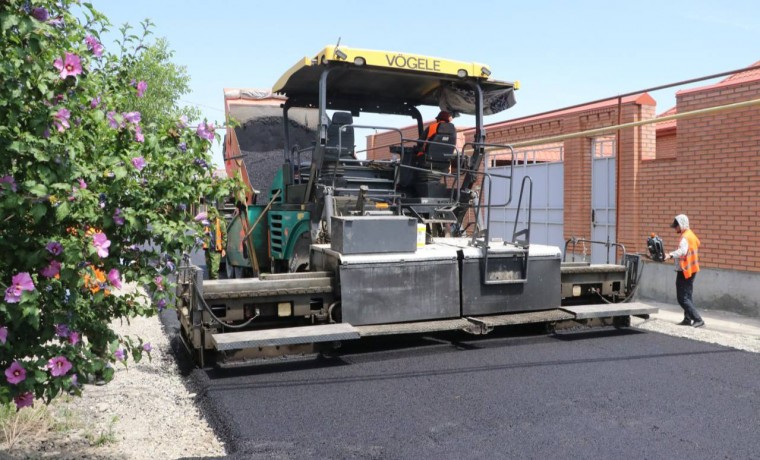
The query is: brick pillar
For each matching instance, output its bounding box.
[618,100,656,254]
[562,115,592,242]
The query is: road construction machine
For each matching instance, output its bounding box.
[176,45,654,366]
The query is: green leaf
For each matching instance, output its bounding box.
[1,14,20,31]
[34,371,48,384]
[56,201,70,221]
[33,147,50,162]
[8,141,22,153]
[29,37,41,55]
[113,166,128,179]
[31,203,47,222]
[102,366,115,382]
[25,182,48,196]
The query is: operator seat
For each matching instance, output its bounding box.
[413,121,457,198]
[325,112,355,161]
[422,121,457,170]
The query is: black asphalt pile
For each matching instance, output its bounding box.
[235,117,315,197]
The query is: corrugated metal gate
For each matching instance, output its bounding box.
[487,146,564,249]
[590,136,617,263]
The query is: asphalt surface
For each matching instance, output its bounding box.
[167,317,760,460]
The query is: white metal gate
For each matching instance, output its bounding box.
[591,136,617,263]
[487,146,564,249]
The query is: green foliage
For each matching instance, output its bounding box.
[0,0,242,408]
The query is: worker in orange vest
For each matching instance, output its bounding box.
[664,214,704,328]
[416,110,454,158]
[203,207,227,280]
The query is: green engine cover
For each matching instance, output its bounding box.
[268,209,310,261]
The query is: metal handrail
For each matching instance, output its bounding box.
[563,237,627,265]
[511,176,533,247]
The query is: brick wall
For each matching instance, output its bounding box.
[641,80,760,272]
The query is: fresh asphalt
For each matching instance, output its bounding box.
[161,311,760,459]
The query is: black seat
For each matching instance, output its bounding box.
[325,112,355,161]
[423,121,456,171]
[410,122,457,198]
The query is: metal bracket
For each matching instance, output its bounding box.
[463,317,493,335]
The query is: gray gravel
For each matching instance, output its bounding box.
[1,284,225,460]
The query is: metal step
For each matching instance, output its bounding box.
[470,309,575,327]
[212,323,360,351]
[355,319,472,337]
[561,301,657,319]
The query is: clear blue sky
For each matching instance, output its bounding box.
[92,0,759,166]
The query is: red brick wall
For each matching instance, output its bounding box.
[640,80,760,272]
[655,131,677,159]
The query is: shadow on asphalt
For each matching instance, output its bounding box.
[160,313,658,381]
[193,326,734,391]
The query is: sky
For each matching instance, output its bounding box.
[91,0,760,167]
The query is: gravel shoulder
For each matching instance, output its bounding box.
[1,297,758,459]
[630,300,760,353]
[0,285,225,460]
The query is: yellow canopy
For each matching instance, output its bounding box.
[272,46,517,116]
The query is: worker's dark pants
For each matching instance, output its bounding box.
[676,271,702,321]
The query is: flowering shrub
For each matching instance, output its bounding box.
[0,1,237,408]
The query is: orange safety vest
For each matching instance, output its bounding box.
[679,229,700,279]
[416,121,442,157]
[203,218,223,252]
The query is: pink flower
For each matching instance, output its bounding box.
[143,343,152,352]
[69,331,80,345]
[177,115,188,129]
[5,361,26,384]
[47,356,72,377]
[196,121,215,141]
[78,178,87,189]
[91,232,111,258]
[46,241,63,255]
[14,392,34,410]
[113,208,125,226]
[135,125,144,143]
[154,276,164,291]
[106,111,119,129]
[107,269,122,289]
[131,156,146,171]
[84,35,103,57]
[0,326,7,344]
[123,111,141,124]
[4,272,35,303]
[53,108,71,132]
[114,348,125,361]
[136,81,147,97]
[55,324,70,338]
[41,260,61,278]
[0,175,17,192]
[31,7,49,21]
[90,96,101,109]
[53,53,82,79]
